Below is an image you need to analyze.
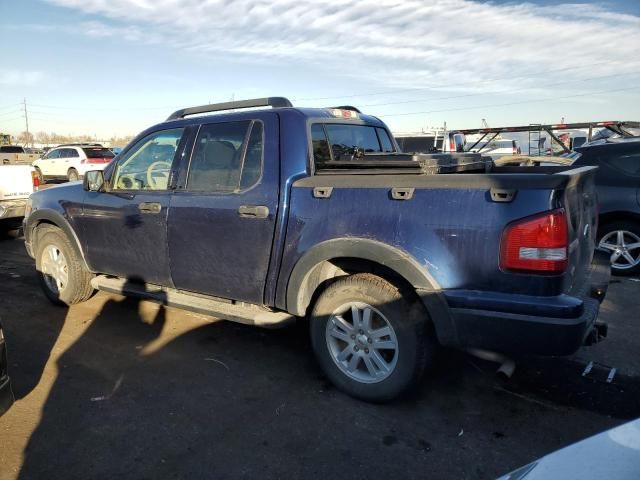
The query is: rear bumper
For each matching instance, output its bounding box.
[427,250,611,356]
[0,199,27,220]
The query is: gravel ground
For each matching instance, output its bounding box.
[0,232,638,480]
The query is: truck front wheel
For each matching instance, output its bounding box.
[309,273,432,402]
[34,225,94,305]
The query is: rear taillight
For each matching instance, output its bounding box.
[31,170,40,190]
[500,209,568,273]
[449,140,455,152]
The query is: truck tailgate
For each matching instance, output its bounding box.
[560,166,599,294]
[0,165,35,201]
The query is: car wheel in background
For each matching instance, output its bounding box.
[309,273,434,402]
[67,168,79,182]
[34,225,94,305]
[598,220,640,276]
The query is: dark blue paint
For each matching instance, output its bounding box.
[24,105,605,354]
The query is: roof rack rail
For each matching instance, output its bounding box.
[56,143,104,147]
[329,105,362,113]
[167,97,293,121]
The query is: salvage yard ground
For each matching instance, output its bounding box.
[0,232,639,479]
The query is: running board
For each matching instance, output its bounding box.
[90,275,295,328]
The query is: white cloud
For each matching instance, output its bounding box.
[42,0,640,90]
[0,71,45,87]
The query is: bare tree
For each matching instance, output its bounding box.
[17,131,34,146]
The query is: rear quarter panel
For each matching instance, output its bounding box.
[279,182,566,296]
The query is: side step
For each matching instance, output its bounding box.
[90,275,296,328]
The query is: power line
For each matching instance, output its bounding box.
[381,86,637,118]
[0,109,23,117]
[359,71,639,108]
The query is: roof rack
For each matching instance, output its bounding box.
[166,97,293,121]
[328,105,362,113]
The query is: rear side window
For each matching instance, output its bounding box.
[83,147,115,158]
[64,148,79,158]
[187,120,263,193]
[376,128,394,152]
[312,123,395,162]
[311,124,331,163]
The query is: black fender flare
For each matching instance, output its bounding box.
[285,238,440,316]
[26,209,90,270]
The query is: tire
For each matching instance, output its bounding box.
[67,168,79,182]
[309,273,433,402]
[34,225,94,305]
[597,220,640,276]
[34,167,45,184]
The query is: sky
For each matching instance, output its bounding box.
[0,0,639,138]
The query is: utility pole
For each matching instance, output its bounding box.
[23,98,30,146]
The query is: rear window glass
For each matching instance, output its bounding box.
[0,146,23,153]
[312,123,395,162]
[83,147,115,158]
[396,136,436,153]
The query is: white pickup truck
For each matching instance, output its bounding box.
[0,165,37,231]
[0,146,39,165]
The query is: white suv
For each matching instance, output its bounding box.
[33,144,115,182]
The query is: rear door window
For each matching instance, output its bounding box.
[187,120,263,193]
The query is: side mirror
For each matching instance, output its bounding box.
[83,170,105,192]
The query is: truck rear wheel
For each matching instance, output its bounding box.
[309,273,432,402]
[35,225,94,305]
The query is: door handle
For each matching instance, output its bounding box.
[238,205,269,219]
[138,202,162,214]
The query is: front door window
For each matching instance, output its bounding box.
[112,128,184,191]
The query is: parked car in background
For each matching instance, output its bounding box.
[573,137,640,275]
[497,136,640,275]
[465,138,521,159]
[0,164,39,232]
[394,130,466,153]
[0,322,14,417]
[32,144,115,182]
[24,98,609,402]
[0,145,39,165]
[498,418,640,479]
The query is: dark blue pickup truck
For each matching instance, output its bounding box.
[23,98,610,401]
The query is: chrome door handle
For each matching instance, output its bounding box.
[238,205,269,219]
[138,202,162,214]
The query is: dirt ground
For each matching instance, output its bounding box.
[0,231,639,480]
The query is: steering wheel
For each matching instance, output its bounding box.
[146,161,172,189]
